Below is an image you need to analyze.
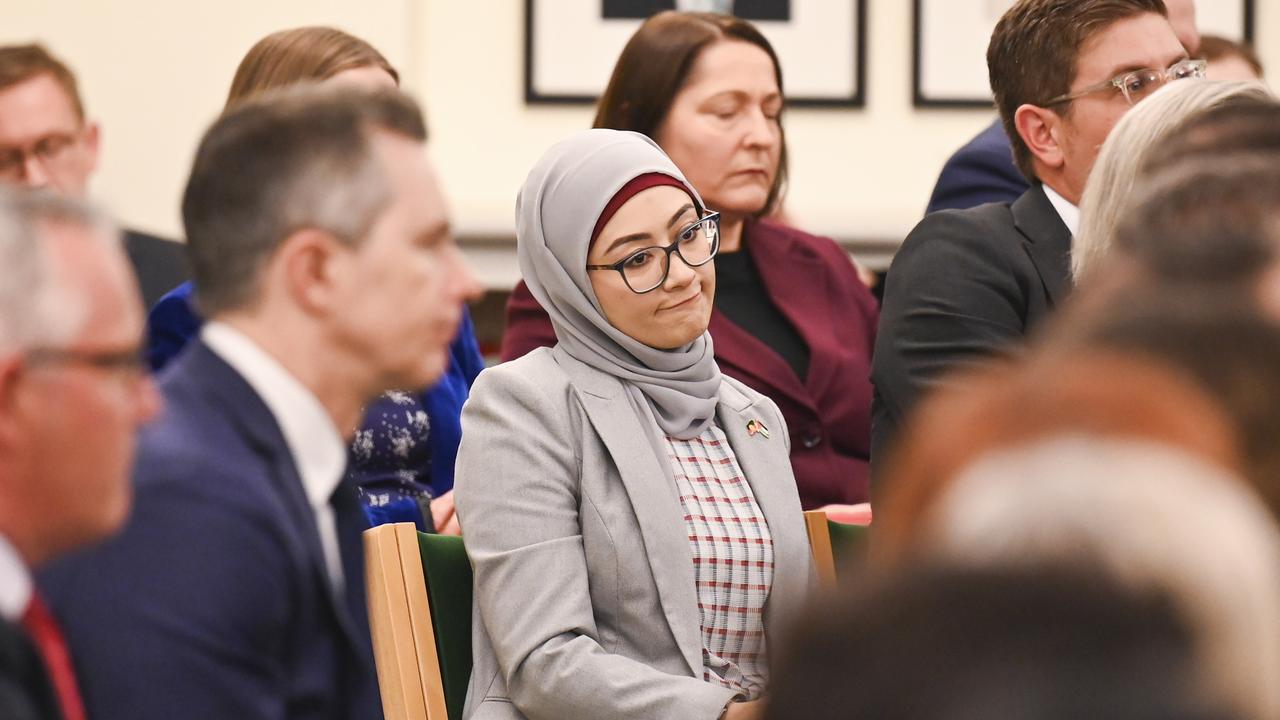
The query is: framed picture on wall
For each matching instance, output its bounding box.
[913,0,1255,108]
[525,0,867,107]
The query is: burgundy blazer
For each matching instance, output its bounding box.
[501,219,878,507]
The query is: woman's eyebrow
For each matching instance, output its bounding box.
[605,231,652,255]
[667,204,696,228]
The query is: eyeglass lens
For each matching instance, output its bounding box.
[1120,60,1205,104]
[622,218,719,292]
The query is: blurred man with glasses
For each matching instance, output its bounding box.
[872,0,1196,483]
[0,44,187,307]
[0,187,159,720]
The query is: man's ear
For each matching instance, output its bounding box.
[82,121,101,175]
[275,228,350,317]
[1014,103,1066,171]
[0,355,27,450]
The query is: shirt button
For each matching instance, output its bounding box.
[802,430,822,449]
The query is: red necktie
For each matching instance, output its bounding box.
[22,592,87,720]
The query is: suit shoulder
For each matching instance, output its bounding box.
[469,348,582,416]
[898,202,1018,256]
[135,382,272,499]
[887,203,1027,294]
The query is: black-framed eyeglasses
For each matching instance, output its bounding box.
[25,346,148,376]
[586,212,720,294]
[1042,58,1207,107]
[0,129,86,182]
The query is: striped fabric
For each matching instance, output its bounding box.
[666,425,774,700]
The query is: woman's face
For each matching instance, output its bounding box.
[587,185,716,350]
[655,40,783,217]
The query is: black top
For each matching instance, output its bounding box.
[714,246,810,382]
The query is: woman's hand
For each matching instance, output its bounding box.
[431,490,461,535]
[818,502,873,526]
[723,700,763,720]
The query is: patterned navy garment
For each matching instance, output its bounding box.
[350,390,436,531]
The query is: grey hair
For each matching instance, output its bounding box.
[1074,79,1273,282]
[181,83,427,316]
[930,436,1280,720]
[0,187,119,356]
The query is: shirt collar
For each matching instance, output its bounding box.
[0,533,32,622]
[1041,184,1080,236]
[201,322,347,512]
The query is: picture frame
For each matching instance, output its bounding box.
[912,0,1255,108]
[524,0,867,108]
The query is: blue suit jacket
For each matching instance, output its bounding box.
[39,341,382,720]
[925,119,1030,215]
[148,281,485,496]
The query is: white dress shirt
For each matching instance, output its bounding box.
[0,532,32,622]
[201,322,349,590]
[1041,184,1080,236]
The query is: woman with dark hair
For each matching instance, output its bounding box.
[146,26,483,533]
[502,11,878,511]
[457,128,812,720]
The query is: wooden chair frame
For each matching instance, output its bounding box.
[365,522,449,720]
[803,509,838,588]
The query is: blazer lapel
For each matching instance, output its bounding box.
[746,221,840,402]
[555,349,705,677]
[182,342,371,664]
[715,382,812,628]
[1012,186,1074,305]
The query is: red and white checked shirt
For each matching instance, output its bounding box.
[666,425,774,700]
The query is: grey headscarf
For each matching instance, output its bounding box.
[516,129,721,439]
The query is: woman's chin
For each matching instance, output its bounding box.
[709,187,771,216]
[648,320,711,351]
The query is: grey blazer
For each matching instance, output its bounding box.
[454,346,814,720]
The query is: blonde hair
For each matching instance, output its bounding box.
[1074,79,1272,282]
[226,26,397,110]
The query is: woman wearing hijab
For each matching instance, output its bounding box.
[502,12,879,513]
[454,129,813,720]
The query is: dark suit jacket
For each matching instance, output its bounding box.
[502,219,879,507]
[0,619,61,720]
[39,341,382,720]
[926,119,1030,215]
[123,229,189,309]
[871,186,1072,486]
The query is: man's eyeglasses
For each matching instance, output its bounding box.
[1042,58,1207,107]
[587,212,720,294]
[25,346,148,377]
[0,130,83,182]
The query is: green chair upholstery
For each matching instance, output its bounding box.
[827,520,868,578]
[417,532,473,720]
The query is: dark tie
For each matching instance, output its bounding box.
[22,592,87,720]
[331,480,373,646]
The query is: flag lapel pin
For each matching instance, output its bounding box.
[746,419,770,439]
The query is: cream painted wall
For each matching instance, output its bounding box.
[5,0,415,237]
[5,1,1278,286]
